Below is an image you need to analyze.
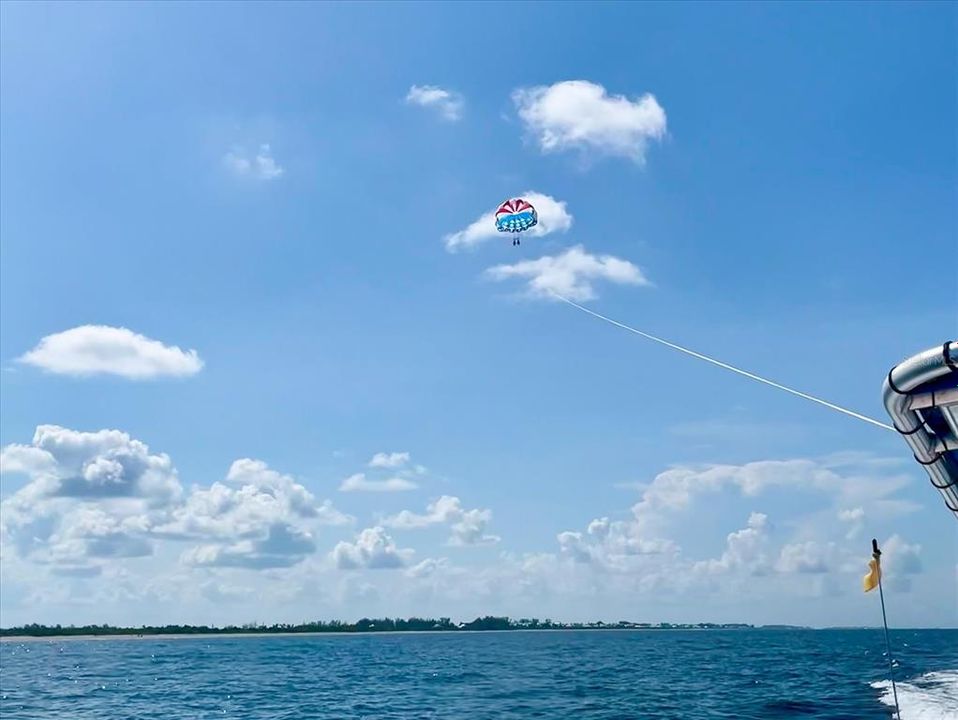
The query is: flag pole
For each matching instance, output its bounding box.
[873,538,900,720]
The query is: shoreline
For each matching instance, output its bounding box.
[5,626,950,643]
[1,628,736,643]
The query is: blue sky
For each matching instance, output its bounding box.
[1,2,955,628]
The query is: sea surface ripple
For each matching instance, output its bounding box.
[1,628,955,719]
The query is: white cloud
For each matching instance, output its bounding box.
[0,444,57,476]
[630,458,915,524]
[443,191,572,252]
[368,452,411,469]
[881,534,922,591]
[512,80,667,163]
[156,459,352,543]
[45,506,153,565]
[224,144,284,180]
[0,426,183,571]
[0,433,942,627]
[0,425,182,506]
[405,85,464,122]
[157,459,350,569]
[405,557,449,579]
[838,507,865,540]
[695,513,772,576]
[776,541,835,574]
[551,455,926,598]
[384,495,500,546]
[838,507,864,522]
[338,453,423,492]
[339,473,418,493]
[385,495,461,529]
[1,429,351,572]
[225,459,350,522]
[557,517,678,570]
[19,326,203,380]
[181,524,316,570]
[450,508,499,547]
[484,245,650,301]
[331,527,413,570]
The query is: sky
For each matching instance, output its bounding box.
[1,1,956,629]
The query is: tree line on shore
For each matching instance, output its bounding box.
[1,617,756,637]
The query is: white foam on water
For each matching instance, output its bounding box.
[872,670,958,720]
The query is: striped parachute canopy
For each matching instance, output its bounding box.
[494,198,538,234]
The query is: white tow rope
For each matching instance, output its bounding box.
[550,292,894,432]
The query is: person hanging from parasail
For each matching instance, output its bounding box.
[494,198,538,246]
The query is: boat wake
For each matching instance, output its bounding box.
[872,670,958,720]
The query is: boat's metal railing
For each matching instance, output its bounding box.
[882,341,958,518]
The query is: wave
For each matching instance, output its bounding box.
[872,670,958,720]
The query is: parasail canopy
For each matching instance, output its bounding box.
[495,198,538,234]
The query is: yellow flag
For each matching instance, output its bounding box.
[863,556,881,593]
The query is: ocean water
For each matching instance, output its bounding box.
[1,629,955,719]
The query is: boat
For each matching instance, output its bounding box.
[882,340,958,518]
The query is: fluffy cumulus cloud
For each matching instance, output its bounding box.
[181,524,316,570]
[36,506,153,568]
[339,451,423,492]
[224,144,284,180]
[18,326,203,380]
[405,557,450,579]
[552,454,928,601]
[157,459,352,568]
[448,508,499,546]
[339,473,418,493]
[443,191,573,252]
[385,495,500,546]
[1,433,938,624]
[1,426,182,572]
[1,428,350,573]
[837,506,865,539]
[405,85,464,121]
[512,80,667,163]
[630,457,917,523]
[368,452,411,469]
[331,526,413,569]
[880,534,922,590]
[1,425,182,506]
[695,513,772,576]
[776,540,836,574]
[558,517,678,570]
[485,245,650,301]
[838,507,865,522]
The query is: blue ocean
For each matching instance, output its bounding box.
[1,629,955,719]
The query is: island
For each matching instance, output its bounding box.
[0,617,796,639]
